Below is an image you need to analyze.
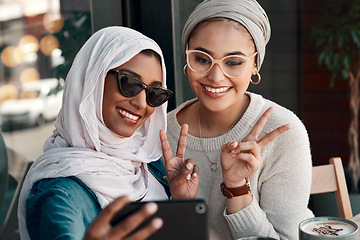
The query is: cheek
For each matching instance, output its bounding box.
[148,107,156,116]
[187,71,204,85]
[143,106,156,122]
[102,96,112,124]
[187,73,203,93]
[234,75,251,92]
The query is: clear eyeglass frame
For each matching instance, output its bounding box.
[185,49,257,78]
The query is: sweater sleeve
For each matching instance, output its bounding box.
[224,110,314,239]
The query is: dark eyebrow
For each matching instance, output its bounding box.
[119,69,162,86]
[119,69,141,78]
[194,47,212,55]
[194,47,246,57]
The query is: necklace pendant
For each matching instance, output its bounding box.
[211,163,218,171]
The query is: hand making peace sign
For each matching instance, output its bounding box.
[220,107,292,187]
[159,124,199,199]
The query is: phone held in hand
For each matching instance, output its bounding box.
[110,199,208,240]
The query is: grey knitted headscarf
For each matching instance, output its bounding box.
[182,0,271,71]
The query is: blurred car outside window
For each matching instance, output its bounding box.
[0,78,64,130]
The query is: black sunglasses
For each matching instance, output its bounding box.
[108,70,173,107]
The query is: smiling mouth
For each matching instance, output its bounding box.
[117,109,140,121]
[204,85,231,93]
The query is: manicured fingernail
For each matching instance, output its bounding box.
[192,173,197,178]
[186,162,192,170]
[152,218,163,229]
[145,202,158,213]
[186,174,191,180]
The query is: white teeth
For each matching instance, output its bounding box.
[204,85,230,93]
[118,109,139,120]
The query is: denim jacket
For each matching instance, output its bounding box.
[26,159,169,240]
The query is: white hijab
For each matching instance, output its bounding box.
[18,26,168,239]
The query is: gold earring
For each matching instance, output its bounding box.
[250,71,261,85]
[183,64,188,76]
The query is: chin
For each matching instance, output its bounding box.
[110,127,135,138]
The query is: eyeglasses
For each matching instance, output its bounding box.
[108,70,173,107]
[185,50,257,78]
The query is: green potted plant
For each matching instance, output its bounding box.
[311,0,360,194]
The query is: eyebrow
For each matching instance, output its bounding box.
[120,69,162,86]
[194,47,247,57]
[120,69,141,78]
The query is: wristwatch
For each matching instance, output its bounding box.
[220,177,250,198]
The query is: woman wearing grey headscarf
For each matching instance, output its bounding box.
[165,0,314,239]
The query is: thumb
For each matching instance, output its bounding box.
[221,142,238,153]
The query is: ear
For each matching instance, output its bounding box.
[252,66,258,75]
[251,60,258,74]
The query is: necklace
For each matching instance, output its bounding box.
[198,114,218,171]
[197,95,249,172]
[198,110,235,172]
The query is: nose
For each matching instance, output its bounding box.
[129,89,147,110]
[207,62,226,82]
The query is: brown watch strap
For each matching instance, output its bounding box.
[220,177,250,198]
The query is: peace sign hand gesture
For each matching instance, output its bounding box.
[160,124,199,199]
[220,107,291,187]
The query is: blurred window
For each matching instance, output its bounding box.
[0,0,91,161]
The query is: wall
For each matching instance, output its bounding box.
[250,0,301,115]
[301,0,350,166]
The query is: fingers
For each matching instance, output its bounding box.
[232,140,261,163]
[85,196,135,239]
[223,141,260,169]
[124,216,163,240]
[160,129,173,166]
[221,141,239,153]
[242,107,291,150]
[87,196,162,240]
[184,158,198,181]
[247,107,274,140]
[231,141,259,155]
[112,202,162,239]
[124,219,163,240]
[90,196,132,231]
[231,141,260,160]
[193,164,200,178]
[258,123,291,149]
[176,124,188,159]
[125,218,163,240]
[160,124,188,167]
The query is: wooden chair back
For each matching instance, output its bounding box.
[311,157,353,219]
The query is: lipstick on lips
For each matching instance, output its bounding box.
[203,84,231,97]
[117,108,141,124]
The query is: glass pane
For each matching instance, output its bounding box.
[0,0,92,161]
[172,0,202,106]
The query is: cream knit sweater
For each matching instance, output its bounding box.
[166,92,314,239]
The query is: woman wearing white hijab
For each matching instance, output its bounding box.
[165,0,314,239]
[18,26,199,240]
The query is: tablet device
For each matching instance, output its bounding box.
[110,199,208,240]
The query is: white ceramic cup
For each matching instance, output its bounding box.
[299,217,359,240]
